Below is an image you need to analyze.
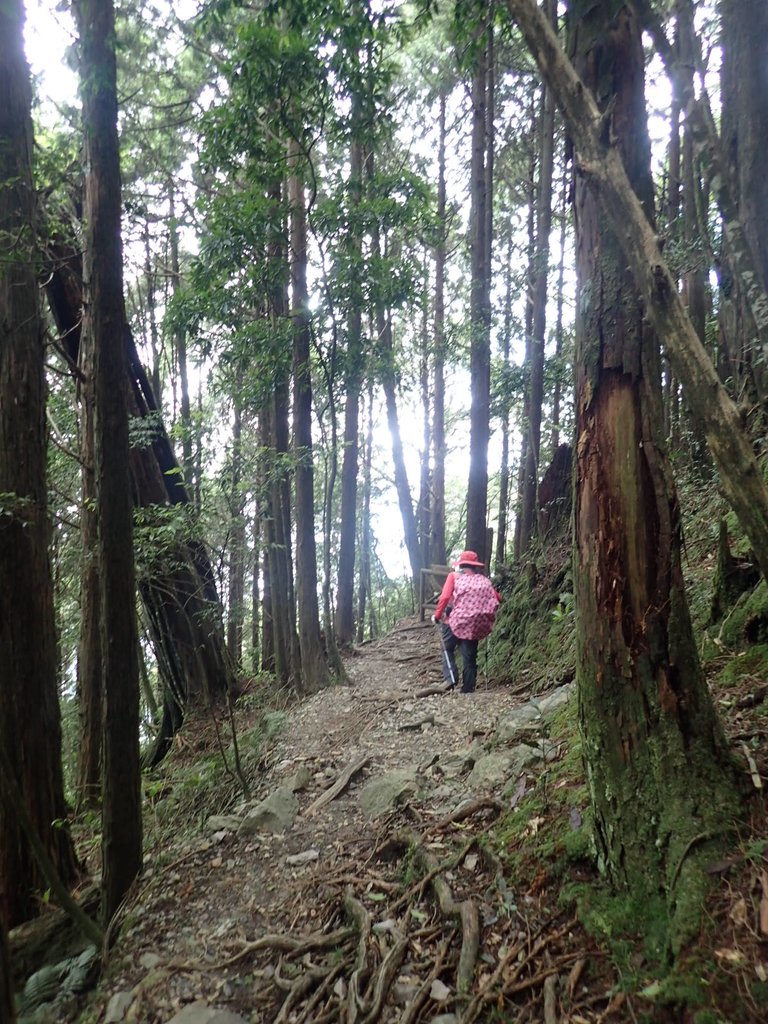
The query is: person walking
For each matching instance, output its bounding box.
[432,551,501,693]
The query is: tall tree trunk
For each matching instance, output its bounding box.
[75,0,143,925]
[258,414,275,675]
[168,182,195,503]
[0,0,79,928]
[466,6,492,559]
[289,136,329,692]
[142,222,162,400]
[336,113,365,646]
[357,386,375,643]
[76,337,102,809]
[519,0,556,552]
[251,504,261,671]
[418,256,432,568]
[265,172,299,685]
[320,376,343,664]
[261,402,287,681]
[514,112,537,562]
[431,88,448,568]
[515,0,737,948]
[495,227,515,568]
[675,0,710,471]
[226,382,245,666]
[549,168,569,452]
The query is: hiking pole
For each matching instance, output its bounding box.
[435,621,457,692]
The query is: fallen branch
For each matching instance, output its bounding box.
[303,755,370,816]
[428,796,504,831]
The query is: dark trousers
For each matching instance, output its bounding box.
[441,623,478,692]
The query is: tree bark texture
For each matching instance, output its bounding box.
[226,384,246,666]
[518,0,556,555]
[168,182,195,501]
[75,0,143,924]
[0,0,79,929]
[466,12,492,560]
[335,123,365,646]
[75,342,102,809]
[358,387,375,642]
[289,138,329,692]
[514,113,537,562]
[418,265,432,569]
[264,174,300,685]
[506,0,768,592]
[430,88,448,568]
[549,0,735,943]
[257,414,276,675]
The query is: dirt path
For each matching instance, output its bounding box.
[59,619,583,1024]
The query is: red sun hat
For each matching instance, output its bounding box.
[452,550,485,568]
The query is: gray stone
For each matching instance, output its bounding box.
[205,814,242,833]
[285,848,319,866]
[495,704,545,744]
[467,752,518,789]
[537,683,574,717]
[359,768,419,818]
[288,765,312,792]
[104,991,134,1023]
[166,1004,248,1024]
[239,785,298,834]
[432,746,479,779]
[496,685,574,745]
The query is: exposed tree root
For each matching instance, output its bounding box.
[427,795,504,831]
[160,810,599,1024]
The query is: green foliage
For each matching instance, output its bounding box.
[132,503,197,579]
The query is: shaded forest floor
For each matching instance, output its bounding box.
[14,602,767,1024]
